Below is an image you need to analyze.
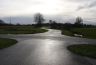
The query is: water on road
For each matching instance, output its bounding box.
[0,29,96,65]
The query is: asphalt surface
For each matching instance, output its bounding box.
[0,29,96,65]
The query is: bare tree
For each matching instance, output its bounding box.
[34,13,45,27]
[75,17,83,25]
[74,17,83,27]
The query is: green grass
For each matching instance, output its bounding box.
[0,38,17,49]
[0,26,48,34]
[67,44,96,59]
[62,28,96,39]
[62,30,73,36]
[71,28,96,39]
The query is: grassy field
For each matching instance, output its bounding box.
[67,44,96,59]
[62,28,96,39]
[0,38,17,49]
[0,26,48,34]
[71,28,96,39]
[61,30,73,36]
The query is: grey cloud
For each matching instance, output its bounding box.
[65,0,91,2]
[77,1,96,11]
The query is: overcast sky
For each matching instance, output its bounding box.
[0,0,96,24]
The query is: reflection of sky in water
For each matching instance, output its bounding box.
[0,36,92,65]
[29,39,72,65]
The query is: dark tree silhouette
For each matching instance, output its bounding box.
[34,13,45,27]
[75,17,83,25]
[74,17,83,27]
[49,20,53,24]
[0,19,6,25]
[0,20,5,24]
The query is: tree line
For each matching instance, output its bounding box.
[33,13,96,29]
[0,13,96,29]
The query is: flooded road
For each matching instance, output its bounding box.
[0,29,96,65]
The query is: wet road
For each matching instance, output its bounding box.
[0,29,96,65]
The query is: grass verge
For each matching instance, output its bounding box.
[67,44,96,59]
[71,28,96,39]
[0,26,48,34]
[62,28,96,39]
[61,30,73,36]
[0,38,17,49]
